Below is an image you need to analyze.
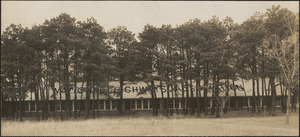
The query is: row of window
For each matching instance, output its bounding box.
[241,97,282,107]
[131,99,213,110]
[22,99,211,112]
[23,100,120,112]
[18,97,284,112]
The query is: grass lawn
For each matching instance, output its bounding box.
[1,112,299,136]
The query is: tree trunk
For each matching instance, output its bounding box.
[170,85,174,116]
[196,78,201,117]
[232,79,238,110]
[267,79,271,111]
[256,79,261,113]
[181,81,185,115]
[224,78,229,114]
[185,81,189,115]
[204,65,209,115]
[22,99,26,118]
[242,78,249,112]
[45,83,49,120]
[19,98,23,121]
[190,77,195,116]
[11,98,15,120]
[220,98,225,118]
[85,81,91,120]
[65,89,70,120]
[211,75,216,115]
[60,90,63,120]
[292,88,298,112]
[270,76,276,116]
[79,93,83,117]
[261,78,265,112]
[152,80,158,116]
[166,82,170,116]
[40,86,45,120]
[30,91,33,117]
[280,83,285,113]
[92,87,95,118]
[119,75,124,114]
[97,88,100,117]
[261,48,265,112]
[160,80,165,116]
[286,88,291,125]
[252,79,256,113]
[74,84,77,119]
[53,88,56,119]
[15,98,19,120]
[155,92,159,116]
[35,86,40,121]
[215,75,220,118]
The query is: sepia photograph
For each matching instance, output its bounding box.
[1,1,299,136]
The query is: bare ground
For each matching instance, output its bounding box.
[1,113,299,136]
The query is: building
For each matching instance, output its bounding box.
[2,78,292,118]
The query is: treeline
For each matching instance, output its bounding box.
[1,5,299,121]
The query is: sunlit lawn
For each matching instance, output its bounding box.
[1,112,299,136]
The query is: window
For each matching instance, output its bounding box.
[74,101,80,110]
[137,100,142,109]
[61,101,66,110]
[150,99,160,109]
[243,98,248,107]
[50,101,55,111]
[250,98,259,107]
[149,100,152,109]
[255,98,260,107]
[112,100,117,109]
[57,102,61,110]
[70,101,74,111]
[30,102,35,111]
[207,99,211,108]
[143,99,148,109]
[94,101,98,110]
[180,99,187,108]
[238,98,243,108]
[106,100,110,110]
[163,100,167,109]
[38,103,43,111]
[168,100,173,108]
[262,98,267,105]
[175,99,179,108]
[130,100,135,109]
[24,102,29,111]
[100,100,104,110]
[276,97,281,106]
[79,101,84,111]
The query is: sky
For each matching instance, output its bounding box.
[1,1,299,35]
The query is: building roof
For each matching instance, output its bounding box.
[23,78,284,101]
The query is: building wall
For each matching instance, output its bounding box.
[2,96,286,116]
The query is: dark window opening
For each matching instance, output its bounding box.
[30,102,35,111]
[94,101,98,110]
[130,100,135,109]
[175,99,179,108]
[24,102,29,111]
[112,100,117,109]
[143,99,148,109]
[50,102,55,111]
[61,101,66,110]
[100,100,104,110]
[137,100,142,109]
[106,100,110,110]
